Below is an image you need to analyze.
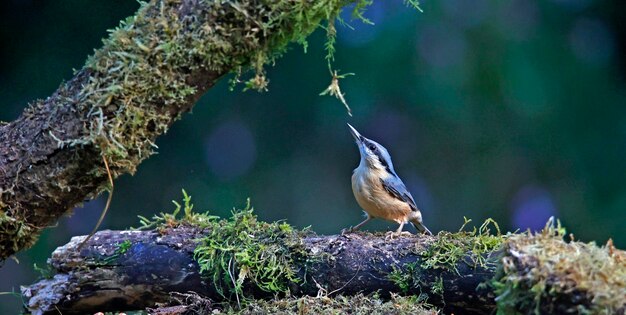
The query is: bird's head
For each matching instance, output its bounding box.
[347,123,395,173]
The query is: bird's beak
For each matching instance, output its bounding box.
[347,123,363,143]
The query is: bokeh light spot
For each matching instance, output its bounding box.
[569,18,615,66]
[551,0,592,10]
[442,0,489,28]
[417,22,467,69]
[204,120,257,181]
[511,185,558,231]
[496,0,539,41]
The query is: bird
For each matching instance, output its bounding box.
[344,123,432,236]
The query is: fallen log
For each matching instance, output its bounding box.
[21,212,626,315]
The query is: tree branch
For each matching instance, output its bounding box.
[0,0,354,260]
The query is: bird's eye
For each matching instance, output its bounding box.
[368,144,376,151]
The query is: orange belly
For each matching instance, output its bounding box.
[352,169,413,224]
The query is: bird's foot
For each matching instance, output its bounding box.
[341,227,354,235]
[385,231,412,240]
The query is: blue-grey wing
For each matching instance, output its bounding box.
[380,177,419,211]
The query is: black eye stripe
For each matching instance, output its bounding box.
[374,150,392,173]
[363,140,394,174]
[365,141,376,151]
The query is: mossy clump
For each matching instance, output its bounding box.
[218,293,438,315]
[420,218,506,273]
[388,262,425,295]
[140,191,309,304]
[0,209,38,259]
[138,191,310,304]
[492,218,626,315]
[193,201,309,304]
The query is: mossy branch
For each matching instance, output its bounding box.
[0,0,377,261]
[21,201,626,315]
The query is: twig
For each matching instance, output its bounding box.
[77,155,114,250]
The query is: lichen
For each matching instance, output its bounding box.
[491,218,626,315]
[420,218,505,274]
[219,293,438,315]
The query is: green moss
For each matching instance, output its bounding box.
[388,262,421,294]
[193,201,309,304]
[99,239,136,266]
[138,191,310,304]
[491,218,626,315]
[46,0,425,179]
[387,264,443,303]
[387,218,505,302]
[33,263,55,280]
[0,209,38,258]
[117,240,133,254]
[50,0,415,180]
[403,0,424,12]
[219,293,438,315]
[3,0,425,260]
[420,218,505,274]
[137,189,217,230]
[431,276,444,297]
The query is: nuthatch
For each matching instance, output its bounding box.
[344,124,432,236]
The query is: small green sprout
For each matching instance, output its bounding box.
[33,263,55,280]
[320,70,355,116]
[117,240,132,255]
[136,189,218,230]
[431,276,444,296]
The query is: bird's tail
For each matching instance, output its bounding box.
[410,220,433,236]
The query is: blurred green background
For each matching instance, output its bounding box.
[1,0,625,312]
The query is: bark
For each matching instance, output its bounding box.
[0,0,354,261]
[22,228,496,315]
[22,224,625,315]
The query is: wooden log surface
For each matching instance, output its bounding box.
[22,227,496,315]
[22,218,625,315]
